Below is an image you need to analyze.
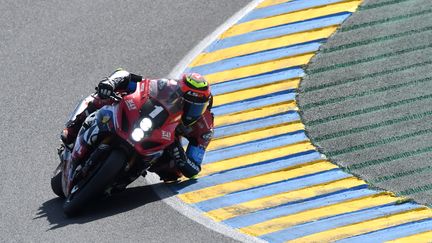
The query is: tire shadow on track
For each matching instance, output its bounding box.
[34,182,170,230]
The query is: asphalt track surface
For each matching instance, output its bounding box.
[0,1,248,242]
[298,0,432,206]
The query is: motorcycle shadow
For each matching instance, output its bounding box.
[35,181,171,230]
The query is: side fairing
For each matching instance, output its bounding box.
[96,105,117,133]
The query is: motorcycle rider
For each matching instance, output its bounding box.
[61,69,214,183]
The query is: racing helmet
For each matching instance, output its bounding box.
[179,73,211,126]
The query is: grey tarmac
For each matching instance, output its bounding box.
[0,1,248,242]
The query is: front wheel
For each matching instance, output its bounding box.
[51,169,65,198]
[63,150,126,217]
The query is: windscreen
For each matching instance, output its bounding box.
[149,79,183,114]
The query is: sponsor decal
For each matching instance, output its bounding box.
[186,145,205,165]
[161,130,171,140]
[192,73,202,79]
[186,90,204,98]
[101,106,117,129]
[149,105,163,118]
[71,185,79,194]
[140,82,145,92]
[101,115,110,124]
[158,79,168,90]
[201,131,213,141]
[125,99,137,110]
[198,122,204,129]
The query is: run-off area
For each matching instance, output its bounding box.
[298,0,432,206]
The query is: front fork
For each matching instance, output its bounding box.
[60,135,113,198]
[55,144,71,197]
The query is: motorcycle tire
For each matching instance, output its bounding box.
[51,170,65,198]
[63,149,126,217]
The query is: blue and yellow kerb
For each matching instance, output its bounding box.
[170,0,432,242]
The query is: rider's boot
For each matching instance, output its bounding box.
[60,94,109,148]
[61,116,85,148]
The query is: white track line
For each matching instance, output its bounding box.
[146,1,267,242]
[168,0,264,79]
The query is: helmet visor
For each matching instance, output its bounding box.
[182,99,208,126]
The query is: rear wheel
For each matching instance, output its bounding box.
[63,149,126,217]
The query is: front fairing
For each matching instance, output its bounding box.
[113,79,182,156]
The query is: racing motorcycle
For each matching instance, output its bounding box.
[51,79,184,217]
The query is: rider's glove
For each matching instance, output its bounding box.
[170,141,201,178]
[97,78,115,99]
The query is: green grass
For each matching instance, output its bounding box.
[314,110,432,141]
[323,25,432,53]
[303,61,432,92]
[348,146,432,170]
[371,165,432,183]
[302,76,432,110]
[359,0,413,11]
[305,93,432,126]
[327,128,432,156]
[341,9,432,32]
[400,183,432,195]
[306,43,432,75]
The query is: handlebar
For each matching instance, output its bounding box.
[94,87,122,102]
[110,92,122,102]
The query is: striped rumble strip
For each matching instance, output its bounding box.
[168,0,432,242]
